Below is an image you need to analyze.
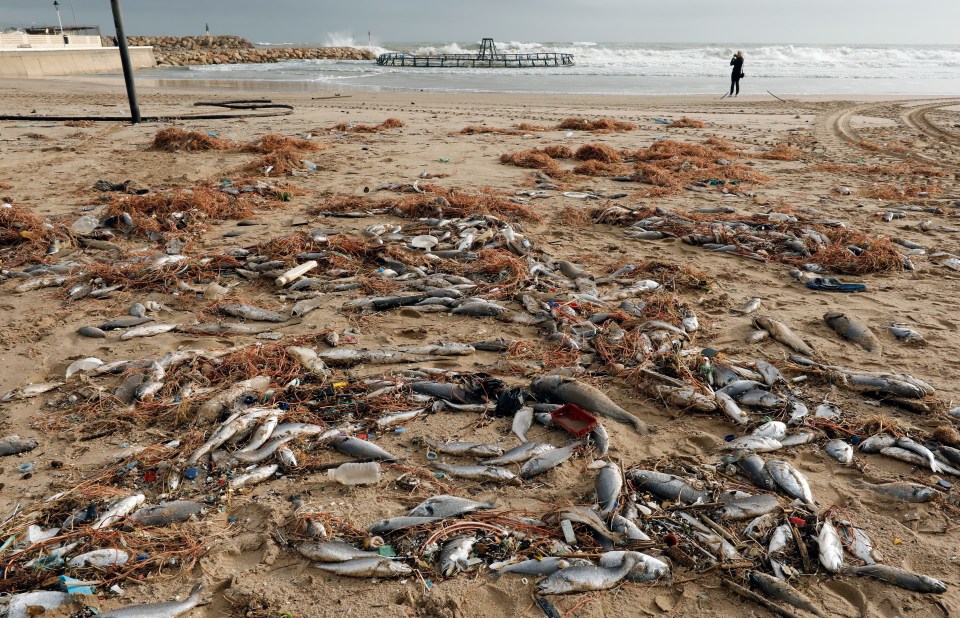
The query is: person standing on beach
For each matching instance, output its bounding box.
[729,50,744,96]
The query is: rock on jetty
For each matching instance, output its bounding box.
[100,35,375,66]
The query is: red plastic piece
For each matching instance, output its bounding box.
[789,516,806,526]
[550,403,598,437]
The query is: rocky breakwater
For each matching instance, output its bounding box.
[100,35,375,66]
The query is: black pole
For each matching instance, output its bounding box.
[110,0,141,124]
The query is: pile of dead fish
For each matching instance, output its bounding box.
[593,204,914,273]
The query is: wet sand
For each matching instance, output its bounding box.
[0,76,959,617]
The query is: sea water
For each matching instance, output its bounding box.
[137,40,960,96]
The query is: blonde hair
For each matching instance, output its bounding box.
[736,50,744,58]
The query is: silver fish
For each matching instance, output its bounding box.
[752,421,787,441]
[825,439,853,464]
[764,460,815,508]
[298,541,379,562]
[733,298,762,315]
[628,470,710,504]
[836,521,878,564]
[889,323,925,345]
[439,535,476,576]
[589,423,610,457]
[754,360,784,386]
[236,415,279,453]
[596,462,623,515]
[715,390,749,425]
[531,375,648,433]
[717,493,781,520]
[432,463,517,483]
[408,495,495,518]
[512,406,534,442]
[188,407,276,464]
[220,303,288,322]
[127,501,204,528]
[68,548,130,568]
[97,585,204,618]
[818,519,844,573]
[537,555,637,594]
[367,516,442,534]
[859,434,896,453]
[520,443,578,477]
[482,442,555,465]
[424,438,504,457]
[554,506,623,543]
[754,315,815,356]
[721,436,783,452]
[896,437,942,473]
[493,557,587,577]
[846,564,946,593]
[0,435,38,456]
[597,551,670,582]
[767,524,792,555]
[118,322,179,340]
[851,479,938,503]
[779,431,818,447]
[749,571,824,617]
[312,557,412,578]
[229,463,278,489]
[93,494,146,530]
[610,514,650,541]
[737,388,784,409]
[334,437,400,461]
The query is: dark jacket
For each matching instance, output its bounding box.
[731,56,744,76]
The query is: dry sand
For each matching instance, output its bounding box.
[0,76,959,617]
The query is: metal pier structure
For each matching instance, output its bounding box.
[376,38,573,68]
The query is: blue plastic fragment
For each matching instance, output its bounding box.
[184,467,198,481]
[849,436,863,446]
[724,434,735,442]
[60,575,95,595]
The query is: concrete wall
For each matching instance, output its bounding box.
[0,47,155,77]
[0,33,103,49]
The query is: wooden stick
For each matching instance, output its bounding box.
[721,578,802,618]
[767,90,790,102]
[790,523,814,573]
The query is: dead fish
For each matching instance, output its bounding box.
[220,303,288,322]
[424,438,503,457]
[1,381,63,402]
[818,519,844,573]
[188,407,276,464]
[767,524,792,555]
[119,322,179,340]
[376,408,422,428]
[859,434,896,453]
[851,479,938,503]
[520,443,578,477]
[716,493,781,520]
[627,470,709,504]
[552,506,623,543]
[746,330,769,343]
[610,514,651,541]
[596,462,623,515]
[298,541,379,562]
[512,406,534,442]
[725,451,778,491]
[312,557,412,578]
[68,548,130,568]
[482,442,554,465]
[737,388,784,409]
[754,315,815,356]
[721,436,783,452]
[286,346,330,378]
[597,551,670,583]
[749,571,824,617]
[825,439,853,464]
[845,564,946,593]
[733,298,762,315]
[78,326,107,338]
[98,316,154,330]
[93,493,145,530]
[126,501,204,528]
[531,375,647,433]
[537,555,637,594]
[589,423,609,458]
[889,323,925,345]
[432,463,518,483]
[196,375,272,424]
[492,557,587,578]
[96,584,205,618]
[837,521,878,565]
[14,275,65,293]
[229,463,278,489]
[824,311,880,353]
[715,391,749,425]
[0,435,38,456]
[368,516,442,534]
[764,460,815,508]
[236,415,279,453]
[334,437,400,461]
[752,421,787,441]
[408,495,495,518]
[895,437,941,473]
[754,360,784,386]
[439,535,476,576]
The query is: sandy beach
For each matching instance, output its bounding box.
[0,75,959,617]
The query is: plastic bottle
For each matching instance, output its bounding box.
[327,462,381,486]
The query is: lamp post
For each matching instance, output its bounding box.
[53,1,64,35]
[110,0,141,124]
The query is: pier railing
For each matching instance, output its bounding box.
[376,52,574,68]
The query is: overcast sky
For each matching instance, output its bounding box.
[2,0,957,45]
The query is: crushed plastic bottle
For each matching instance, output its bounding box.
[327,462,381,486]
